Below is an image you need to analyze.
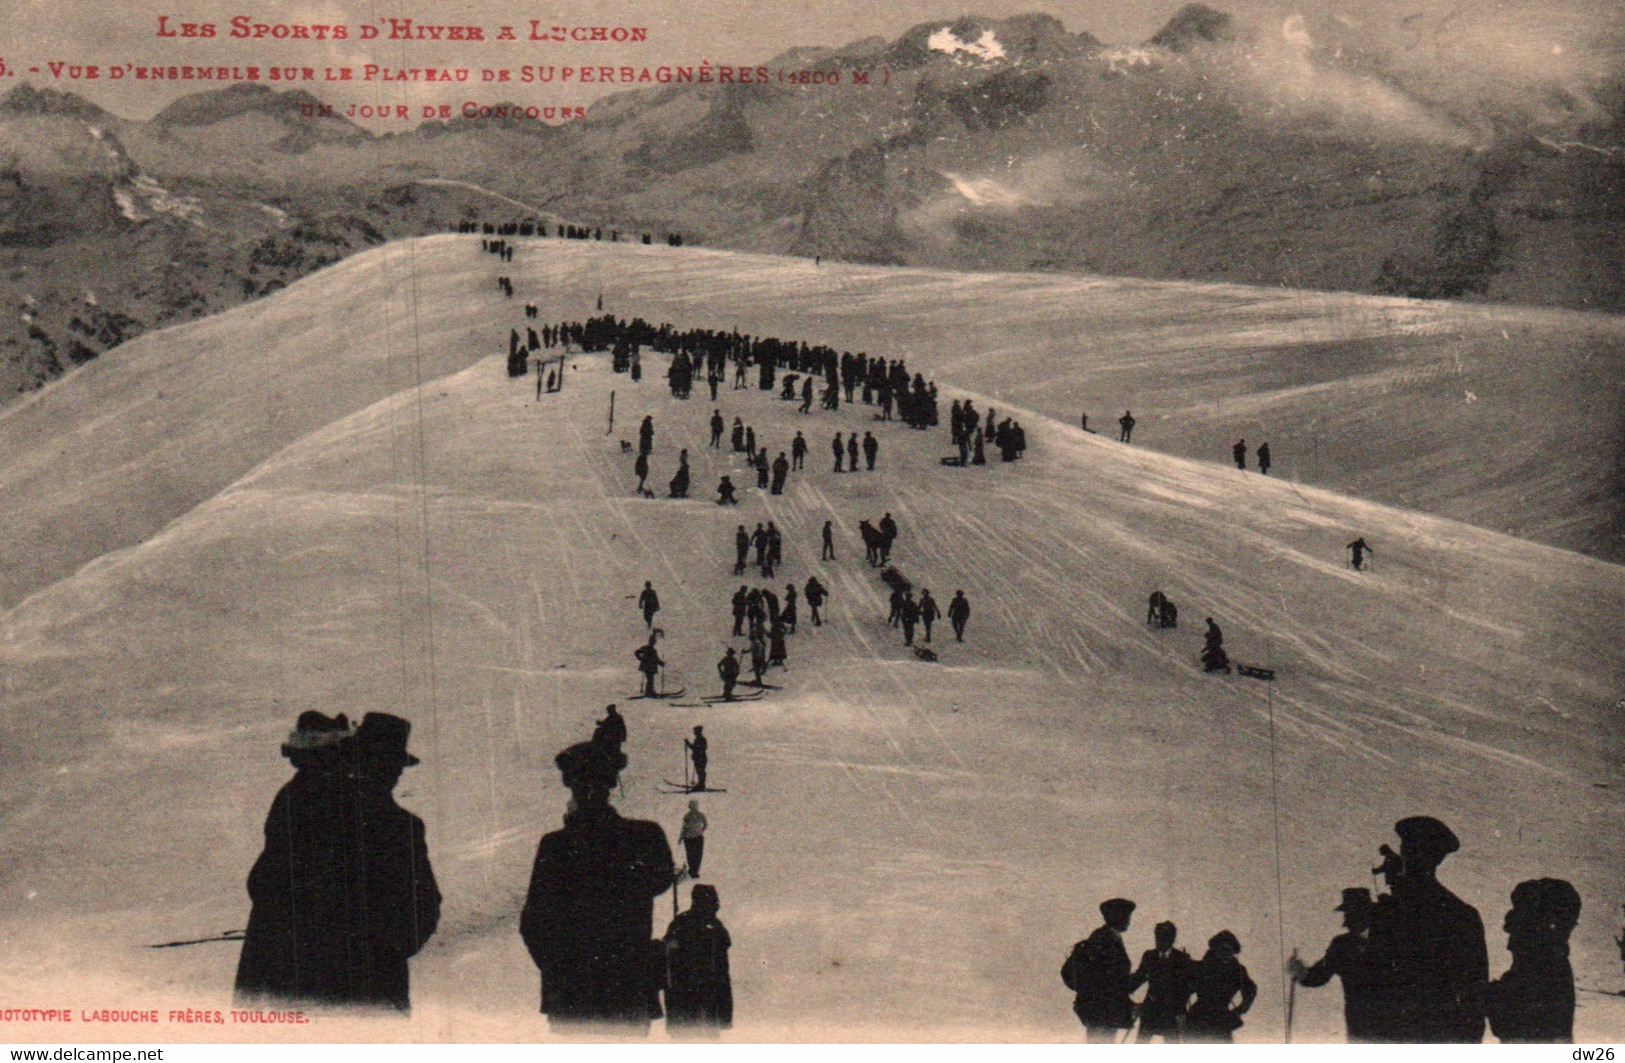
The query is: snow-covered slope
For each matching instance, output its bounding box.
[0,238,1619,1042]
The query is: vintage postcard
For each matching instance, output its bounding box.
[0,0,1620,1046]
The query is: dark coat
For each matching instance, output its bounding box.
[519,805,674,1025]
[663,911,733,1028]
[1487,945,1574,1043]
[235,768,440,1011]
[1366,880,1488,1042]
[1300,931,1382,1041]
[1063,926,1135,1029]
[1185,952,1256,1041]
[1131,947,1196,1034]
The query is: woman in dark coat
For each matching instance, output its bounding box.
[236,712,440,1012]
[664,884,733,1033]
[1185,931,1257,1042]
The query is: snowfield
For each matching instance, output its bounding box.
[0,237,1619,1042]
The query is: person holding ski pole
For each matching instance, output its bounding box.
[684,727,709,791]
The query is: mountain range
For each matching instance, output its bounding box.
[1,5,1620,400]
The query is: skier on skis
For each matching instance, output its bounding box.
[685,727,709,791]
[717,648,741,702]
[635,632,664,697]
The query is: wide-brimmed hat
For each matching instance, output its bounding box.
[281,711,353,757]
[1336,887,1374,912]
[1209,930,1241,954]
[355,712,420,766]
[1395,816,1459,861]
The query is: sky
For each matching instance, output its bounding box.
[0,0,1618,124]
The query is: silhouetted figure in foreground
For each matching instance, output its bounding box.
[236,712,441,1012]
[1063,897,1137,1042]
[592,704,627,750]
[663,884,733,1034]
[1365,816,1488,1042]
[1131,920,1195,1042]
[1486,878,1579,1043]
[520,741,674,1032]
[1291,887,1380,1042]
[1347,537,1372,571]
[1184,931,1255,1043]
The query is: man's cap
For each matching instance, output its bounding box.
[1099,898,1136,921]
[1394,816,1459,860]
[555,740,627,786]
[282,711,352,755]
[355,712,420,766]
[1336,887,1373,912]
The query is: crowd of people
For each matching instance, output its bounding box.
[1061,816,1583,1043]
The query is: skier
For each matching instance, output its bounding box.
[717,647,740,701]
[1062,898,1137,1043]
[685,727,709,791]
[948,590,970,642]
[821,520,835,561]
[592,704,628,750]
[1289,888,1380,1042]
[637,581,661,628]
[862,431,878,471]
[1119,410,1135,443]
[1129,921,1196,1043]
[918,588,940,643]
[634,633,664,697]
[1347,537,1372,572]
[709,410,724,448]
[791,431,807,470]
[804,577,828,627]
[748,632,768,688]
[679,800,707,877]
[1232,439,1247,470]
[716,476,738,506]
[832,433,844,473]
[1184,931,1256,1043]
[663,884,733,1033]
[1257,442,1272,476]
[733,529,749,577]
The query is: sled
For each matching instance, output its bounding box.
[1237,665,1276,681]
[659,781,729,794]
